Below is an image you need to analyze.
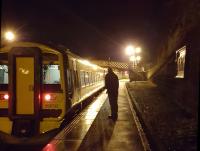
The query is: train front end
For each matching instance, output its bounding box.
[0,42,66,139]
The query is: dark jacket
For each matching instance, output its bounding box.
[105,71,119,94]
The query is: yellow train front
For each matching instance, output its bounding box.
[0,42,105,140]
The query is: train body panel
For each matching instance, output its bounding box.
[0,42,106,138]
[67,54,105,107]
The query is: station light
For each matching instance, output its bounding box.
[125,45,135,56]
[136,47,141,53]
[130,56,136,62]
[4,31,15,42]
[136,56,141,61]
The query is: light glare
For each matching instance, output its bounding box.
[4,94,9,100]
[45,94,51,101]
[130,56,136,61]
[125,45,135,55]
[136,47,141,53]
[5,31,15,41]
[136,56,141,61]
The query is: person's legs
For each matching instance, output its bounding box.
[108,93,118,120]
[112,100,118,119]
[108,94,113,116]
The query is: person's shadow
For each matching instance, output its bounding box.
[78,101,116,151]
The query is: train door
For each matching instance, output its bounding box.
[66,69,73,103]
[8,47,41,136]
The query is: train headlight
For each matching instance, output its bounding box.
[4,94,9,100]
[44,94,51,101]
[0,94,9,100]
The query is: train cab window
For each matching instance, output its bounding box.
[43,65,60,84]
[42,53,61,92]
[0,65,8,84]
[0,53,8,91]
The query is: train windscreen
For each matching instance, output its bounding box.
[43,65,60,84]
[0,65,8,84]
[42,53,61,92]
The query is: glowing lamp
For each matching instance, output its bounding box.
[125,45,135,56]
[4,94,9,100]
[44,94,51,101]
[5,31,15,41]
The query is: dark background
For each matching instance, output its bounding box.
[1,0,197,62]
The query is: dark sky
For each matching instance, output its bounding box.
[1,0,168,62]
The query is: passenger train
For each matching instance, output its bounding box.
[0,42,106,139]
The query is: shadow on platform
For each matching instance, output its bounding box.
[78,101,115,151]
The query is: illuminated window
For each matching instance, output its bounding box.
[0,53,8,84]
[0,65,8,84]
[85,72,89,86]
[80,71,85,86]
[175,46,186,78]
[42,53,60,84]
[43,65,60,84]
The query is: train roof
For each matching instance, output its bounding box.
[1,41,83,59]
[0,41,64,54]
[0,41,106,70]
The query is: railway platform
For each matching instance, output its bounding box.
[42,80,148,151]
[126,81,198,151]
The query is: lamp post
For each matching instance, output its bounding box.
[128,47,141,70]
[125,45,142,81]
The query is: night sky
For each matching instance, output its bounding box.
[1,0,172,62]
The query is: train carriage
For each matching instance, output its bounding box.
[0,42,106,139]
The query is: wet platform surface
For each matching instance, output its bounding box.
[43,81,144,151]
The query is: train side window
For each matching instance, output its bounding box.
[99,73,103,81]
[80,71,85,87]
[99,73,101,81]
[96,74,99,82]
[74,70,79,88]
[94,73,97,83]
[85,72,89,86]
[93,72,96,83]
[89,72,92,85]
[87,72,90,85]
[91,72,94,84]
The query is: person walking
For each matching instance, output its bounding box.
[105,67,119,121]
